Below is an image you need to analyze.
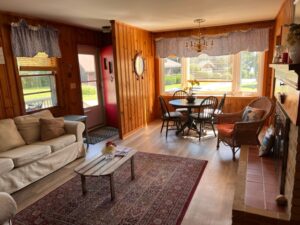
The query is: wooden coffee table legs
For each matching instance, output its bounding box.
[131,156,135,180]
[80,156,136,201]
[81,175,87,195]
[109,174,115,200]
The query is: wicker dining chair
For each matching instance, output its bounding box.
[216,96,275,160]
[159,96,183,138]
[173,90,188,113]
[190,96,219,140]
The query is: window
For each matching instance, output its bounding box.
[17,52,58,112]
[161,51,264,95]
[78,53,100,108]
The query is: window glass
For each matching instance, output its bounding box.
[240,51,259,92]
[161,51,263,95]
[163,57,182,92]
[78,53,100,108]
[17,52,58,112]
[189,54,233,92]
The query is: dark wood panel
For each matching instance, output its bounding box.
[112,21,156,139]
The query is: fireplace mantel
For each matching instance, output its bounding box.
[270,64,300,90]
[271,64,300,125]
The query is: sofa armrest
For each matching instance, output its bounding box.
[64,121,85,142]
[0,192,17,224]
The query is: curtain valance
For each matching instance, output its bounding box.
[11,20,61,58]
[155,28,269,58]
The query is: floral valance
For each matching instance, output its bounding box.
[11,20,61,58]
[155,28,269,58]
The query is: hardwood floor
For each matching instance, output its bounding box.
[12,120,239,225]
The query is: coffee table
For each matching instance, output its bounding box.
[74,148,137,200]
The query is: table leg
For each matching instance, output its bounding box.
[131,156,135,180]
[109,174,115,201]
[81,175,87,195]
[83,120,89,149]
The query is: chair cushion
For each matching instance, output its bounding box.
[164,111,183,118]
[176,108,188,112]
[0,119,25,153]
[40,118,66,141]
[216,124,235,138]
[33,134,76,152]
[242,106,265,122]
[0,158,14,175]
[14,109,54,144]
[0,145,51,167]
[190,112,212,119]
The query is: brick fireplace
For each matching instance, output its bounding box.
[232,64,300,225]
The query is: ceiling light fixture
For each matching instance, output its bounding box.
[186,18,213,53]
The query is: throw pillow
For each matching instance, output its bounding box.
[14,110,54,144]
[259,125,275,157]
[40,118,66,141]
[0,119,25,152]
[242,106,265,122]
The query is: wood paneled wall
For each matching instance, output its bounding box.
[0,12,101,119]
[112,21,156,139]
[269,0,294,98]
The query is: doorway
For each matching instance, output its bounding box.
[78,45,104,129]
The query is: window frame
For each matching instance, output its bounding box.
[160,52,265,96]
[16,57,60,113]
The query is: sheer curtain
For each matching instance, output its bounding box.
[11,20,61,58]
[155,28,269,58]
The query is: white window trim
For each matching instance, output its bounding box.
[160,52,264,96]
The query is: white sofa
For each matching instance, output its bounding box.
[0,110,85,194]
[0,192,17,225]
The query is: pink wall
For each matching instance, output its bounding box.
[100,46,118,128]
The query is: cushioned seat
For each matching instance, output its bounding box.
[33,134,76,152]
[0,158,14,175]
[216,124,234,138]
[0,145,51,167]
[164,111,183,118]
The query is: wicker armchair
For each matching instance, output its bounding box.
[216,97,275,160]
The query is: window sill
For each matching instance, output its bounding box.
[161,93,260,98]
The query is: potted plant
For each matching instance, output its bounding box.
[185,79,200,103]
[286,23,300,63]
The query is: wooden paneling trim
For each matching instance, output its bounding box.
[112,21,156,139]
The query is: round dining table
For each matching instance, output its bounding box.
[169,98,204,135]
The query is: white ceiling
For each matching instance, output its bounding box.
[0,0,284,32]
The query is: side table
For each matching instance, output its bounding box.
[64,115,90,148]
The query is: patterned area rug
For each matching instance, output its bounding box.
[87,126,119,144]
[14,152,207,225]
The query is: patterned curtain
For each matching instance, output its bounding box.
[155,28,269,58]
[11,20,61,58]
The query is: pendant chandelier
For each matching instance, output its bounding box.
[186,19,213,53]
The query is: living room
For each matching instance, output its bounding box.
[1,0,300,224]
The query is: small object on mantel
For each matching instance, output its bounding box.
[276,194,288,207]
[278,92,287,104]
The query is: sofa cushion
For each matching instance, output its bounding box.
[40,118,66,141]
[0,158,14,175]
[0,145,51,167]
[242,106,265,122]
[33,134,76,152]
[14,110,54,144]
[0,119,25,153]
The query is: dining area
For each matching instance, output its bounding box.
[159,90,226,140]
